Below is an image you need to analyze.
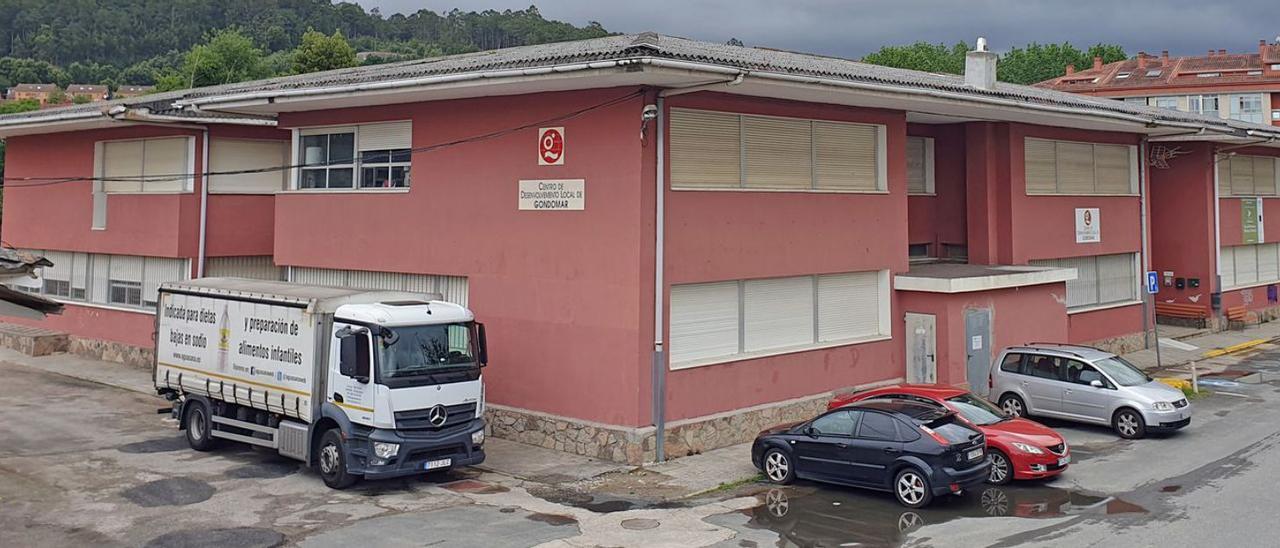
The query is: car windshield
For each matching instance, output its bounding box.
[1093,356,1152,387]
[945,393,1009,425]
[376,322,477,382]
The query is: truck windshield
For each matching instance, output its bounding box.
[376,323,478,386]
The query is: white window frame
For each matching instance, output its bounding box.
[1189,95,1220,117]
[1229,94,1265,124]
[292,122,412,192]
[94,136,197,195]
[1153,96,1179,110]
[906,136,936,195]
[668,270,891,370]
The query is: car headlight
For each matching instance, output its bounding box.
[1153,401,1175,412]
[471,429,485,446]
[1011,442,1044,455]
[372,442,400,459]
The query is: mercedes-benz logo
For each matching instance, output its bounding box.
[427,405,449,427]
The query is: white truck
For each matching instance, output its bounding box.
[153,278,488,488]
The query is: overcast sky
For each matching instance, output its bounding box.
[355,1,1279,59]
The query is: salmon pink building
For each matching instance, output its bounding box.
[3,34,1278,463]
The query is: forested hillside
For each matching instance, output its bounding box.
[0,1,609,88]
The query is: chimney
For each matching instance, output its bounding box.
[1262,39,1269,55]
[1218,49,1227,56]
[1208,49,1215,57]
[965,37,998,90]
[1137,53,1147,69]
[1161,50,1169,63]
[1066,64,1076,75]
[1092,56,1103,70]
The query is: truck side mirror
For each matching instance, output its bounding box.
[476,323,489,367]
[340,332,371,383]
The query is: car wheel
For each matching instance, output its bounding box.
[1113,408,1147,439]
[317,429,358,489]
[999,394,1027,418]
[893,467,934,509]
[987,449,1013,485]
[762,448,795,485]
[183,400,219,452]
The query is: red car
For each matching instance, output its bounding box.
[828,385,1069,485]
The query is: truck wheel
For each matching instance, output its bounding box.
[184,400,220,452]
[317,429,357,489]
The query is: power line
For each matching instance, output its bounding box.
[1,89,645,188]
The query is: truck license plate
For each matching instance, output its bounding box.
[425,458,452,470]
[1058,455,1070,467]
[967,448,983,461]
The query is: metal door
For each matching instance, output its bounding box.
[905,313,937,384]
[964,308,992,389]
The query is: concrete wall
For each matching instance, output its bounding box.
[906,123,967,256]
[1150,142,1218,306]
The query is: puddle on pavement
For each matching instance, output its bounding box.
[526,512,579,526]
[739,484,1145,547]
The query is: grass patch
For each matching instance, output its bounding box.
[1183,386,1212,400]
[703,473,765,495]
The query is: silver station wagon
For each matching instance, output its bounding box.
[987,343,1191,439]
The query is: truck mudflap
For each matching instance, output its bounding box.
[347,418,487,480]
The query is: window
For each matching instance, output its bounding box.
[359,149,411,188]
[1229,94,1265,124]
[12,250,187,309]
[209,139,289,193]
[1024,138,1137,195]
[856,411,899,441]
[1153,97,1179,110]
[906,136,935,194]
[1115,72,1131,79]
[98,137,193,193]
[1025,355,1062,379]
[1189,95,1220,118]
[1145,70,1162,77]
[668,271,888,367]
[1030,253,1139,310]
[205,256,284,280]
[1196,72,1221,78]
[1122,97,1148,105]
[669,108,885,192]
[810,410,858,436]
[908,244,931,260]
[1247,70,1263,76]
[943,244,968,262]
[999,353,1025,373]
[1220,243,1280,289]
[297,122,412,190]
[290,266,468,306]
[1218,155,1278,196]
[299,131,355,189]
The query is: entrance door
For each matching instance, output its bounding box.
[964,308,992,389]
[904,313,937,384]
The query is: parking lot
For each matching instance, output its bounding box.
[4,343,1280,547]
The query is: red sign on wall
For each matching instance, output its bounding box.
[539,127,565,166]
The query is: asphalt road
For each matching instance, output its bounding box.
[5,345,1280,547]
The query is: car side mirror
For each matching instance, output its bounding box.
[803,426,817,438]
[1089,379,1104,389]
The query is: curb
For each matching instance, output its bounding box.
[1202,338,1272,358]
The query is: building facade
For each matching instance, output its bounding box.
[4,34,1278,463]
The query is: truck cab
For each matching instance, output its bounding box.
[318,301,487,487]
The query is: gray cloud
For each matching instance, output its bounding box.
[354,0,1280,59]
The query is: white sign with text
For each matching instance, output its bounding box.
[1075,208,1101,243]
[519,179,585,210]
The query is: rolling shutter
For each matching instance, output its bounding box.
[42,250,71,282]
[1252,157,1276,196]
[1218,157,1231,195]
[743,276,814,352]
[1056,142,1095,194]
[143,257,188,304]
[743,116,812,190]
[205,256,283,280]
[142,138,189,192]
[102,140,144,193]
[290,267,468,306]
[1097,254,1136,304]
[814,121,879,191]
[1094,144,1132,194]
[669,109,741,189]
[817,272,880,342]
[669,282,740,365]
[1220,247,1236,288]
[89,255,109,303]
[71,252,88,295]
[1024,138,1057,194]
[1235,245,1259,285]
[108,255,143,283]
[905,137,928,194]
[1258,243,1280,283]
[209,139,289,193]
[1230,156,1256,196]
[358,121,412,151]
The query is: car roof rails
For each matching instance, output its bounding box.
[1025,341,1108,353]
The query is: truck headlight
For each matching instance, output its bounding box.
[1153,401,1175,412]
[373,442,400,459]
[471,429,485,446]
[1011,442,1044,455]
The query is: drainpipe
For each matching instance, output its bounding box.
[197,129,209,278]
[1139,137,1162,368]
[651,95,667,463]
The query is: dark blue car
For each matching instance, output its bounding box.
[752,399,991,508]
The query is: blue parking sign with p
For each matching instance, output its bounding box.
[1145,271,1159,295]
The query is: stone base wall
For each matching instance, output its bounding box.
[0,322,69,356]
[485,377,903,465]
[1085,330,1150,356]
[68,337,153,369]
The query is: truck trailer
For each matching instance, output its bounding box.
[153,278,488,488]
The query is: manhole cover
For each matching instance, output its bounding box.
[620,518,659,530]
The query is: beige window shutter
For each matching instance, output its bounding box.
[209,139,289,193]
[744,116,813,190]
[358,121,412,151]
[1218,156,1232,196]
[1093,144,1132,194]
[1252,156,1276,196]
[669,109,741,188]
[1056,141,1096,194]
[814,121,878,191]
[142,138,189,192]
[1024,138,1057,194]
[101,140,144,193]
[905,136,927,193]
[1230,156,1255,196]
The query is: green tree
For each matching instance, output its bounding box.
[177,28,271,89]
[292,30,358,74]
[861,42,970,75]
[998,42,1128,85]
